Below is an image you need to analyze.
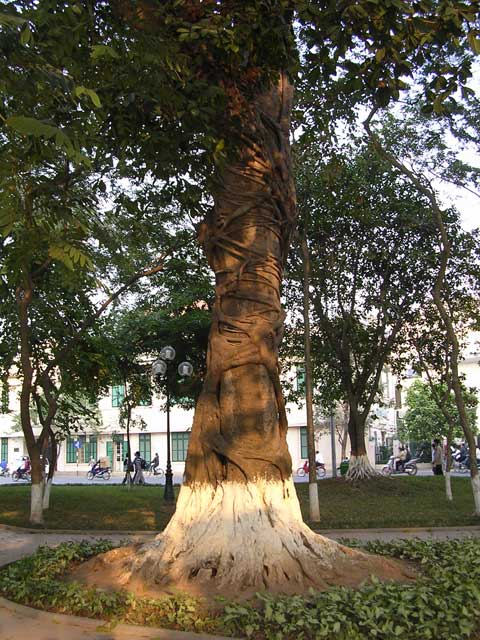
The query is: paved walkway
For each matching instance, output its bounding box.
[1,524,480,638]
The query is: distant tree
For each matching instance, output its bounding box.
[285,137,440,481]
[400,379,477,444]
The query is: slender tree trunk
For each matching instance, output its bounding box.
[300,233,320,521]
[17,279,46,524]
[345,401,377,481]
[43,428,57,510]
[445,428,453,502]
[339,402,349,461]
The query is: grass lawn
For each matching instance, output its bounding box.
[0,476,478,530]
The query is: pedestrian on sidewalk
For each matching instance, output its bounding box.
[432,439,443,476]
[132,451,146,485]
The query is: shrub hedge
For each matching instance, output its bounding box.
[1,538,479,639]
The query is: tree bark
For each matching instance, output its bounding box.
[17,279,46,524]
[445,428,453,502]
[345,401,377,481]
[300,233,320,521]
[43,428,57,509]
[340,403,349,461]
[125,74,378,596]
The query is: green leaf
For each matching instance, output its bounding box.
[0,12,26,27]
[19,24,32,45]
[48,245,74,271]
[375,48,386,62]
[90,44,119,61]
[74,86,102,108]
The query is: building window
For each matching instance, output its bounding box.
[139,433,151,462]
[84,436,97,462]
[300,427,308,459]
[138,391,152,407]
[296,366,305,393]
[111,384,125,407]
[172,432,190,462]
[66,436,96,464]
[1,437,8,462]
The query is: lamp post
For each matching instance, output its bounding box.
[152,346,193,502]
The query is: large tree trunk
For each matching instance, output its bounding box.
[345,402,377,481]
[120,74,385,596]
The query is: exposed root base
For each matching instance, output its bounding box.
[73,479,415,600]
[345,454,379,482]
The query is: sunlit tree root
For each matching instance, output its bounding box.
[345,455,379,482]
[101,479,414,598]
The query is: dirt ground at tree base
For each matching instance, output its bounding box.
[70,541,417,603]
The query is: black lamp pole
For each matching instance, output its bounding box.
[164,373,174,502]
[152,349,193,504]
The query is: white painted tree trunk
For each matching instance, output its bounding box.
[445,471,452,501]
[30,483,44,525]
[42,478,53,510]
[345,454,378,481]
[308,481,320,521]
[472,475,480,516]
[129,478,353,595]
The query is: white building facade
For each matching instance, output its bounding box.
[0,368,347,474]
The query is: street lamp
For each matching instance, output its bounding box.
[152,347,193,502]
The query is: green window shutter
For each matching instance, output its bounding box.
[111,384,125,407]
[66,438,76,463]
[1,437,8,462]
[139,433,151,461]
[300,427,308,459]
[106,441,113,467]
[84,436,97,462]
[90,436,97,461]
[172,432,190,462]
[296,366,305,393]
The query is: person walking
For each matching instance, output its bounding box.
[133,451,146,485]
[432,439,443,476]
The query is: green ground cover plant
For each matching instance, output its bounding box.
[1,538,479,639]
[0,477,478,530]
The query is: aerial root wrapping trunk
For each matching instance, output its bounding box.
[83,74,413,597]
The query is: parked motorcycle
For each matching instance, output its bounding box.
[382,455,419,476]
[296,461,327,479]
[11,468,31,482]
[87,466,111,481]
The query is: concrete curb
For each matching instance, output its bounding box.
[0,523,156,535]
[2,521,480,536]
[314,525,480,536]
[0,597,233,640]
